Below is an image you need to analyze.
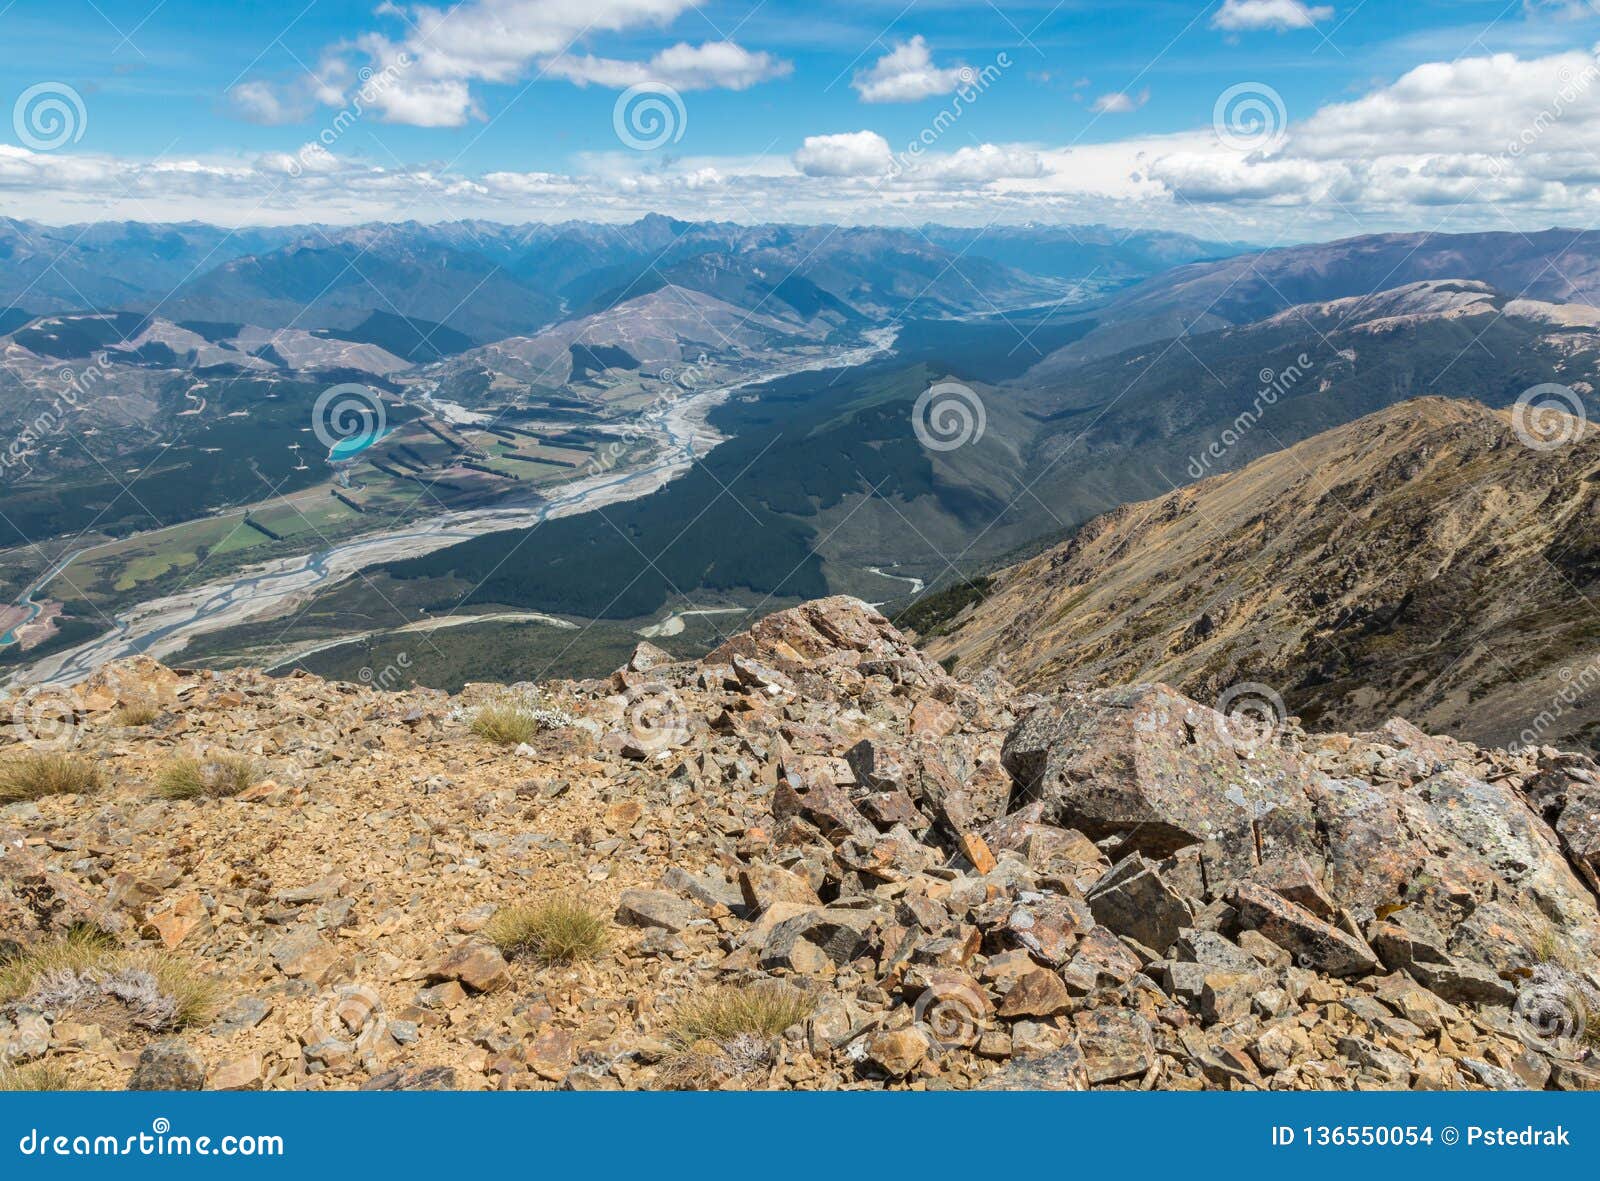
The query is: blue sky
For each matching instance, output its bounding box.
[4,0,1600,236]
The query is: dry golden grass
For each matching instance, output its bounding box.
[659,982,813,1089]
[111,702,160,727]
[469,701,540,747]
[658,1043,737,1089]
[0,753,103,803]
[155,754,259,800]
[0,926,111,1001]
[0,1062,81,1091]
[1583,1019,1600,1051]
[0,928,221,1030]
[669,981,813,1044]
[145,954,223,1029]
[485,896,608,964]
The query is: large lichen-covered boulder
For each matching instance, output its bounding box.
[1000,683,1321,875]
[1322,767,1600,969]
[998,683,1600,982]
[1523,751,1600,895]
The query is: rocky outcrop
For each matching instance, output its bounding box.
[1000,683,1321,871]
[2,597,1598,1091]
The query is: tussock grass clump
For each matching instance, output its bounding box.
[0,753,103,803]
[155,754,259,800]
[146,956,223,1029]
[154,756,206,799]
[0,928,220,1031]
[0,927,114,1002]
[669,981,814,1045]
[111,702,160,727]
[469,701,541,747]
[661,981,814,1089]
[485,897,608,964]
[0,1062,80,1091]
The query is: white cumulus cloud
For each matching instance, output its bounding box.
[1210,0,1333,32]
[229,0,790,128]
[1145,43,1600,223]
[792,131,893,177]
[542,40,791,91]
[228,80,311,126]
[915,144,1045,183]
[853,36,969,103]
[25,44,1600,240]
[1293,48,1600,158]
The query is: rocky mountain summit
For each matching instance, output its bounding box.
[3,596,1599,1091]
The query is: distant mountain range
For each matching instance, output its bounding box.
[1113,226,1600,322]
[1012,277,1600,503]
[0,215,1227,343]
[919,222,1240,280]
[13,220,1600,361]
[0,215,1243,495]
[791,275,1600,580]
[1027,227,1600,371]
[415,284,824,401]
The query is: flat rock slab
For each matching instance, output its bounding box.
[1228,881,1378,978]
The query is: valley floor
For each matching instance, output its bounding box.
[4,331,899,691]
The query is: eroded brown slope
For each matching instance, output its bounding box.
[928,397,1600,750]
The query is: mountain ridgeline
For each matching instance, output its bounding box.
[924,397,1600,753]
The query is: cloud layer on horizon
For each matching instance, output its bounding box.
[17,44,1600,242]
